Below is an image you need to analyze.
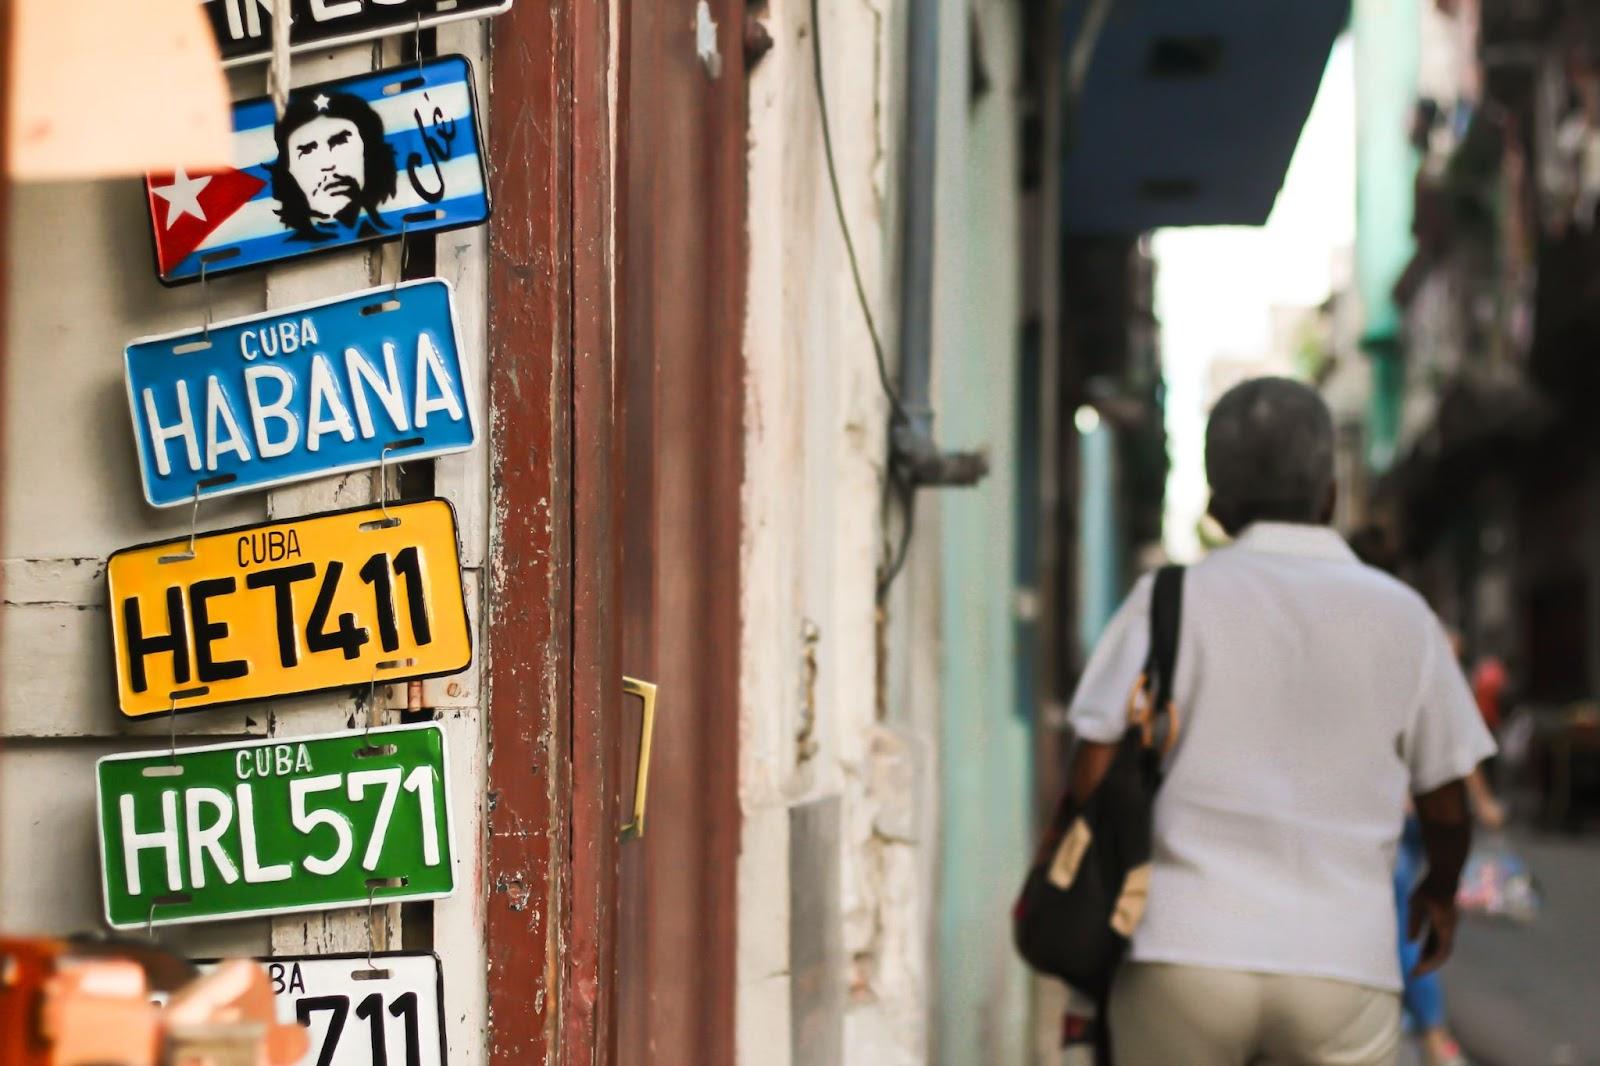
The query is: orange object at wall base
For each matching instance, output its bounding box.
[0,938,308,1066]
[0,939,157,1066]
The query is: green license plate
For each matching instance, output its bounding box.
[97,724,456,929]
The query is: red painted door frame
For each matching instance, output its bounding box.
[484,0,626,1062]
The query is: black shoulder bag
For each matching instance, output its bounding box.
[1012,564,1185,1005]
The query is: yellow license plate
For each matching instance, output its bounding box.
[108,499,471,718]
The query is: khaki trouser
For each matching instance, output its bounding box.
[1108,962,1401,1066]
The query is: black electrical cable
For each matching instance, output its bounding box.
[811,0,923,601]
[810,0,910,428]
[875,469,918,602]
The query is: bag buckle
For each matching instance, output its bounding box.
[1126,673,1180,757]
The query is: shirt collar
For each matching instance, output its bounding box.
[1232,522,1358,563]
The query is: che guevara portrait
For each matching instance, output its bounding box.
[269,91,399,243]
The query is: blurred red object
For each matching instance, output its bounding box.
[1472,656,1508,732]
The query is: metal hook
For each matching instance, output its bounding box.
[378,442,398,523]
[199,259,214,343]
[161,485,202,564]
[184,484,202,559]
[365,882,379,968]
[188,480,201,550]
[146,898,161,941]
[415,10,426,75]
[391,220,411,295]
[168,695,180,766]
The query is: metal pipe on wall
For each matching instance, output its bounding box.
[892,0,988,487]
[896,0,939,441]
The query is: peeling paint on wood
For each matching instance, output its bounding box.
[484,0,576,1060]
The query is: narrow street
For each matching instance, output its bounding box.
[12,2,1600,1064]
[1450,831,1600,1066]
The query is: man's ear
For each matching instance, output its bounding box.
[1321,482,1338,525]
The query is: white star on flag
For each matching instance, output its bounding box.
[150,169,212,229]
[314,94,331,111]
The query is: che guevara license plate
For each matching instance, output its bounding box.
[107,500,470,718]
[125,280,475,508]
[145,57,488,283]
[97,724,456,929]
[224,953,446,1066]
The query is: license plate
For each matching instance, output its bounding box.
[208,1,513,67]
[97,724,456,929]
[107,500,471,718]
[145,57,489,283]
[125,280,475,508]
[218,953,446,1066]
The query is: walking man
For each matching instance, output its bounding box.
[1066,378,1494,1064]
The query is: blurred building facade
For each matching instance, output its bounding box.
[1341,0,1600,715]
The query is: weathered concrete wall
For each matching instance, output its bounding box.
[2,28,491,1066]
[741,0,1033,1061]
[740,0,919,1060]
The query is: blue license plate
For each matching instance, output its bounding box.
[144,56,489,283]
[124,279,475,507]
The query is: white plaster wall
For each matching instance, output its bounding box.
[740,0,914,1060]
[740,0,1032,1061]
[2,29,491,1066]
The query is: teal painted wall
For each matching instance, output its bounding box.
[932,2,1034,1061]
[935,307,1033,1066]
[1353,0,1418,470]
[1077,422,1121,655]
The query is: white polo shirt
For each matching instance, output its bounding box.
[1068,522,1496,991]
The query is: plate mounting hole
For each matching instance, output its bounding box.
[383,76,427,96]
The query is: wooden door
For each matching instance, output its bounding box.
[617,0,748,1062]
[483,0,746,1062]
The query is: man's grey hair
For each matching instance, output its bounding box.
[1205,377,1334,516]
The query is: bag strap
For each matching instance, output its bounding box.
[1142,564,1185,745]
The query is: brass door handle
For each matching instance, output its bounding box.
[621,677,658,840]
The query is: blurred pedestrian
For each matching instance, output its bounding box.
[1065,378,1496,1065]
[1345,542,1500,1065]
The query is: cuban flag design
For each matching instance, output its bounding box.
[145,56,489,284]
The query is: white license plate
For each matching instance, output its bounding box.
[257,952,444,1066]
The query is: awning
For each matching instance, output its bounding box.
[1061,0,1350,234]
